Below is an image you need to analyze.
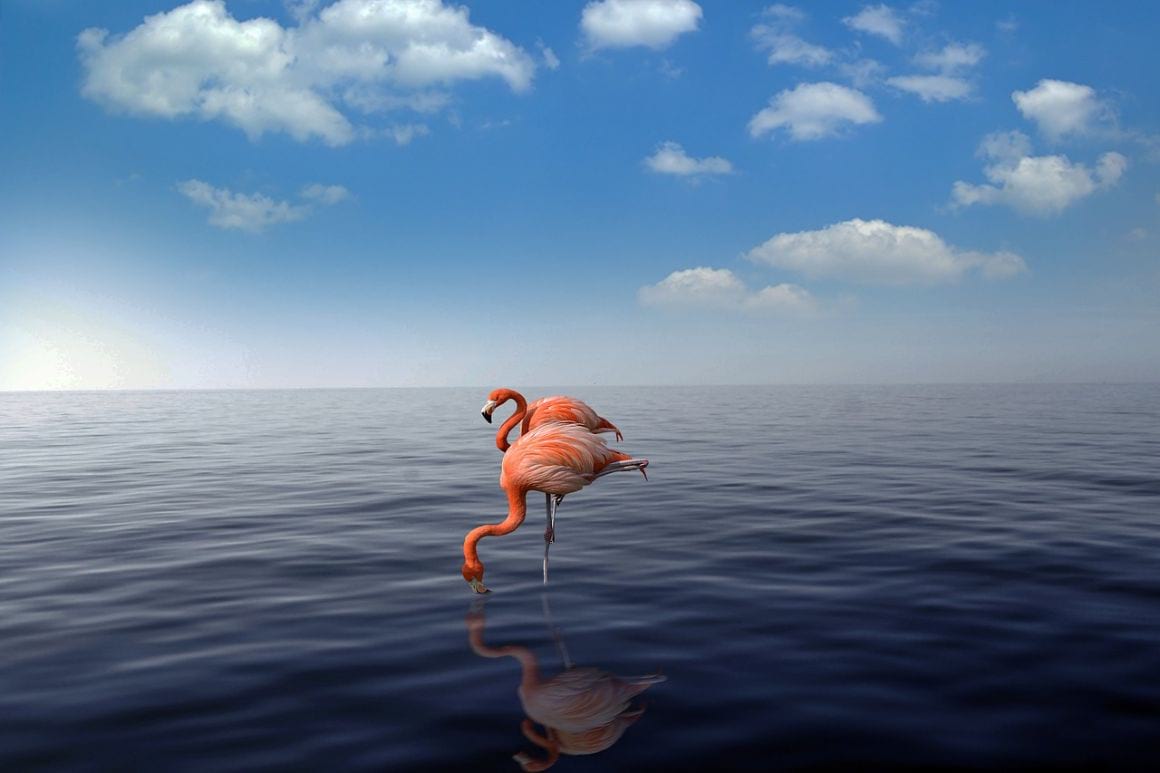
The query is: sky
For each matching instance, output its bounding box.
[1,0,1158,390]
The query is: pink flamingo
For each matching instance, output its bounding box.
[467,609,663,771]
[480,388,625,554]
[480,388,623,453]
[461,422,648,593]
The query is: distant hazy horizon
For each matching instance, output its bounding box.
[3,380,1158,395]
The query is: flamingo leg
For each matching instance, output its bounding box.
[542,495,561,584]
[541,592,574,670]
[543,494,552,584]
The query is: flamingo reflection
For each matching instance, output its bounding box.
[466,599,665,771]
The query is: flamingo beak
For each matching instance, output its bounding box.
[468,577,490,594]
[481,400,498,424]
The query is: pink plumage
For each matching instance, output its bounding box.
[463,397,648,593]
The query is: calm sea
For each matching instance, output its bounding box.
[1,385,1159,770]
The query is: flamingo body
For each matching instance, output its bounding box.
[462,422,647,593]
[481,388,622,452]
[520,667,663,738]
[524,396,623,442]
[501,423,633,497]
[467,610,663,770]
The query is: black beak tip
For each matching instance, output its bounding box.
[481,412,492,424]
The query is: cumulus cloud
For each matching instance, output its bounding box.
[638,267,816,314]
[915,42,986,71]
[384,122,429,145]
[1012,79,1108,141]
[644,141,732,177]
[951,130,1127,216]
[745,218,1026,285]
[888,41,984,103]
[750,5,832,68]
[886,74,972,103]
[78,0,536,146]
[580,0,702,51]
[300,183,351,205]
[538,41,561,70]
[842,4,904,45]
[754,32,832,68]
[840,58,887,88]
[749,82,881,141]
[178,179,349,231]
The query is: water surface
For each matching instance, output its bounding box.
[2,385,1159,769]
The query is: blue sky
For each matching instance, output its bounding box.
[1,0,1158,389]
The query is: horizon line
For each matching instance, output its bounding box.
[2,380,1158,394]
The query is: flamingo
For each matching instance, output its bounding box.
[461,422,648,593]
[480,388,625,559]
[467,606,663,771]
[480,388,623,453]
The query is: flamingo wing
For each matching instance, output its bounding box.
[503,424,638,496]
[523,396,622,441]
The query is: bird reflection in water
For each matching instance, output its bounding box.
[466,596,665,771]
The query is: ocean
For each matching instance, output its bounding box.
[1,385,1158,770]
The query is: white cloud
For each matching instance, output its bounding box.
[888,41,983,103]
[178,178,349,231]
[842,4,904,45]
[749,82,881,141]
[385,122,430,145]
[914,42,986,71]
[300,183,351,205]
[745,218,1026,285]
[538,40,561,70]
[951,130,1127,216]
[644,141,732,177]
[750,5,832,68]
[976,128,1032,162]
[762,4,806,23]
[285,0,322,23]
[753,32,832,67]
[909,0,937,17]
[840,58,886,88]
[178,180,309,232]
[341,89,450,115]
[580,0,702,50]
[638,267,816,314]
[886,74,972,102]
[1012,79,1107,141]
[78,0,535,146]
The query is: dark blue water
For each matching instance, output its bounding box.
[2,385,1159,770]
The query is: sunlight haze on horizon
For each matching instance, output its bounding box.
[2,0,1158,390]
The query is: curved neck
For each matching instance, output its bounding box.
[517,720,561,771]
[468,627,542,690]
[496,392,528,452]
[463,486,527,569]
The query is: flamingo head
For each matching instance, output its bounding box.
[462,561,490,594]
[481,388,519,423]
